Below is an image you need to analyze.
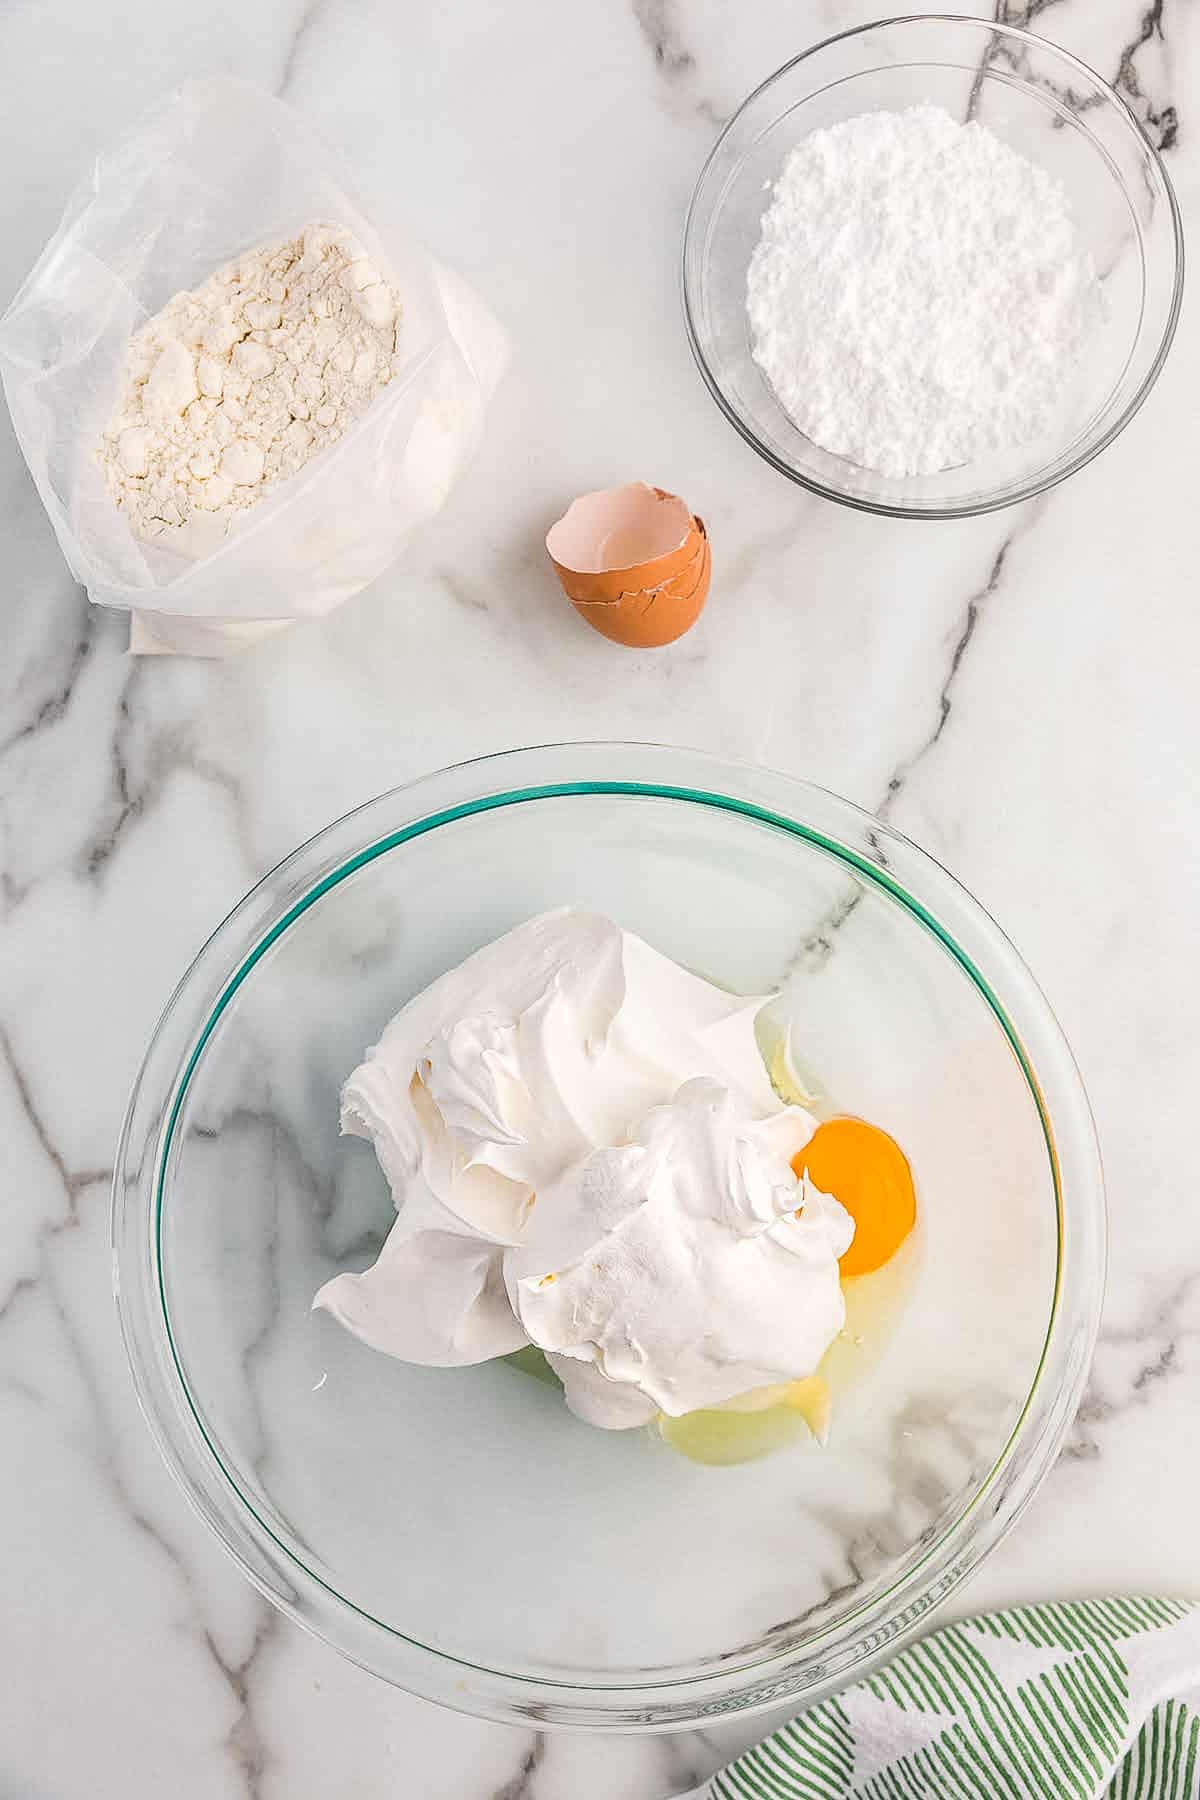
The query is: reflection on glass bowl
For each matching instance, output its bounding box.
[113,745,1104,1728]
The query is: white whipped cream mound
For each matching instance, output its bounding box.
[314,908,853,1426]
[512,1079,853,1426]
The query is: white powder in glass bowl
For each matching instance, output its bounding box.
[746,105,1102,479]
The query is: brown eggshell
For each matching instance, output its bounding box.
[545,482,711,648]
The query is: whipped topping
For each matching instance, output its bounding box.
[315,909,854,1426]
[514,1079,852,1424]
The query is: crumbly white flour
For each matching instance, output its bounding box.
[98,224,402,540]
[746,105,1101,479]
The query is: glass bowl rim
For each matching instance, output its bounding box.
[112,743,1107,1728]
[681,11,1186,521]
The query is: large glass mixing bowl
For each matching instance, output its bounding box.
[683,16,1183,517]
[113,745,1104,1727]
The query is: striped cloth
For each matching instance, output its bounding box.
[685,1599,1200,1800]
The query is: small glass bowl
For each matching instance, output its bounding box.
[683,15,1183,518]
[113,745,1105,1728]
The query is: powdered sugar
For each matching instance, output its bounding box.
[746,105,1102,479]
[98,224,403,544]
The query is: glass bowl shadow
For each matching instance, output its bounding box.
[683,15,1184,518]
[113,744,1105,1728]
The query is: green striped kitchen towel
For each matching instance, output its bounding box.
[683,1599,1200,1800]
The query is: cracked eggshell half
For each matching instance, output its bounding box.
[546,482,710,648]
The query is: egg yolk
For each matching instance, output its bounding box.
[791,1117,916,1278]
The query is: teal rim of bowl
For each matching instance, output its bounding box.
[154,778,1064,1690]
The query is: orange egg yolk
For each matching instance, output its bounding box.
[791,1117,916,1278]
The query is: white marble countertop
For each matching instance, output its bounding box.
[0,2,1195,1795]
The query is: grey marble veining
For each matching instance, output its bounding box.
[0,0,1195,1795]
